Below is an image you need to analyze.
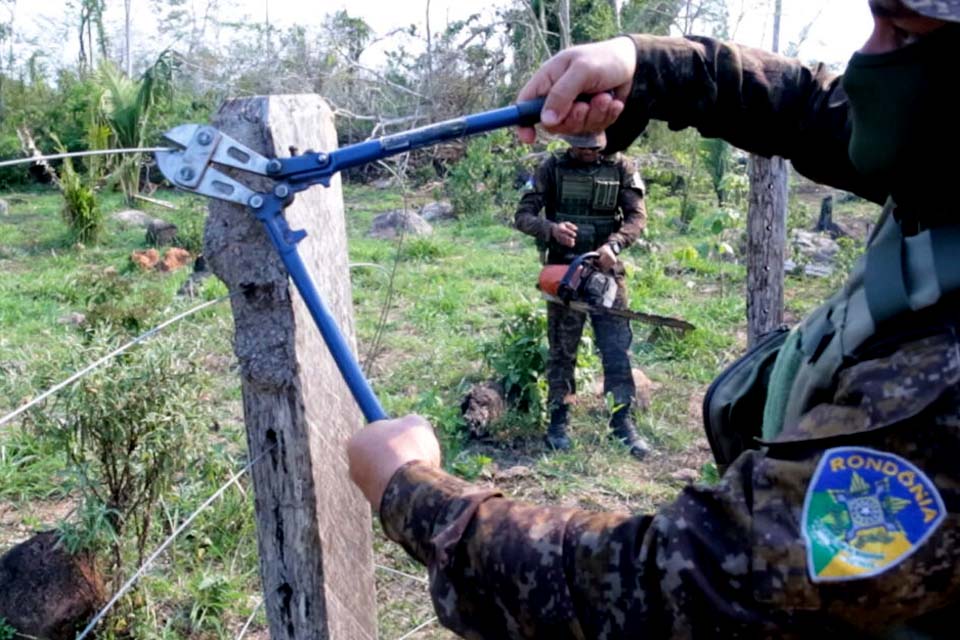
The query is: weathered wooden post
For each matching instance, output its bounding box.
[205,95,377,640]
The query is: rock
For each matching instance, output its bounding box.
[590,368,655,411]
[131,248,160,270]
[146,219,179,246]
[158,247,192,272]
[371,177,395,189]
[57,312,86,327]
[368,209,432,240]
[669,468,700,484]
[786,229,842,278]
[496,465,533,480]
[0,531,105,640]
[0,199,8,215]
[420,200,455,222]
[111,209,155,228]
[460,381,507,439]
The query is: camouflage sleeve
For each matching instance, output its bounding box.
[604,35,887,204]
[607,156,646,250]
[380,333,960,637]
[514,156,556,243]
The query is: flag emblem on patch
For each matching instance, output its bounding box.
[802,447,945,582]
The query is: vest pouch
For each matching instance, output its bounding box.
[702,326,789,474]
[592,179,620,210]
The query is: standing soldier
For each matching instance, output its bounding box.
[515,132,650,458]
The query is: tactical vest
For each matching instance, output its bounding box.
[547,156,623,260]
[704,198,960,471]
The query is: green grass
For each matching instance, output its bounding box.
[0,177,880,639]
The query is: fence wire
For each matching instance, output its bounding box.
[0,147,173,168]
[75,443,274,640]
[394,616,439,640]
[0,295,230,429]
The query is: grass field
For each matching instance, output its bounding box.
[0,174,876,639]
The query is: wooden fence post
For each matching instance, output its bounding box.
[204,95,377,640]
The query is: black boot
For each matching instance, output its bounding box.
[610,408,650,460]
[545,405,571,451]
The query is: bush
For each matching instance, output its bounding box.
[30,334,208,570]
[483,301,548,415]
[68,267,168,336]
[59,156,103,244]
[446,130,529,219]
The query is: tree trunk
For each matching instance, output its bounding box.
[206,94,377,640]
[745,0,788,347]
[124,0,132,76]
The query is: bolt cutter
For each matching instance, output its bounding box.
[156,98,548,422]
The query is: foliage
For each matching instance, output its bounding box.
[186,572,242,633]
[700,138,731,206]
[0,617,15,640]
[57,153,103,244]
[97,52,176,203]
[483,301,548,415]
[30,335,207,572]
[446,130,528,219]
[67,267,168,336]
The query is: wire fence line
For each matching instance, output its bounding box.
[0,295,230,429]
[394,616,439,640]
[0,147,174,169]
[75,442,276,640]
[375,563,429,585]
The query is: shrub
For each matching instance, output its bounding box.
[483,301,548,415]
[59,155,103,244]
[30,335,208,572]
[446,130,528,219]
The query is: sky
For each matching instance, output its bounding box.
[6,0,875,72]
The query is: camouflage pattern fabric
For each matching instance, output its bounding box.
[382,332,960,638]
[514,152,647,263]
[546,273,635,411]
[380,34,960,638]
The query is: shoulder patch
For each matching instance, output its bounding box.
[626,171,645,191]
[802,447,945,583]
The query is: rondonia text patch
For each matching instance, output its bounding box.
[802,447,945,582]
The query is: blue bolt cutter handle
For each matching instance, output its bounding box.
[156,96,554,422]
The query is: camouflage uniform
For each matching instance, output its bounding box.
[515,151,647,415]
[381,21,960,640]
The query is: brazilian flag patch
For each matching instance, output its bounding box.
[802,447,945,582]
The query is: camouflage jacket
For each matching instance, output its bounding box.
[381,36,960,638]
[514,151,647,255]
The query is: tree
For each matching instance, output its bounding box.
[745,0,788,347]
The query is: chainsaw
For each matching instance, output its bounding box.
[537,253,694,332]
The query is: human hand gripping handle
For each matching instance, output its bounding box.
[347,415,441,512]
[516,36,638,144]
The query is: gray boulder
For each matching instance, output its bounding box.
[369,209,432,240]
[420,200,455,222]
[111,209,155,228]
[146,218,179,246]
[785,229,842,278]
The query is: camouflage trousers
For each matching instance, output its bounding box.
[546,274,635,410]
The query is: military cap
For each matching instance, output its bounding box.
[900,0,960,21]
[562,131,607,149]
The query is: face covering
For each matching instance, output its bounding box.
[842,24,959,218]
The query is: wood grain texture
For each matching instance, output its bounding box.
[205,94,376,640]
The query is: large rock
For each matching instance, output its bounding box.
[146,219,179,246]
[785,229,842,278]
[0,531,105,640]
[368,209,432,240]
[111,209,155,228]
[420,200,455,222]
